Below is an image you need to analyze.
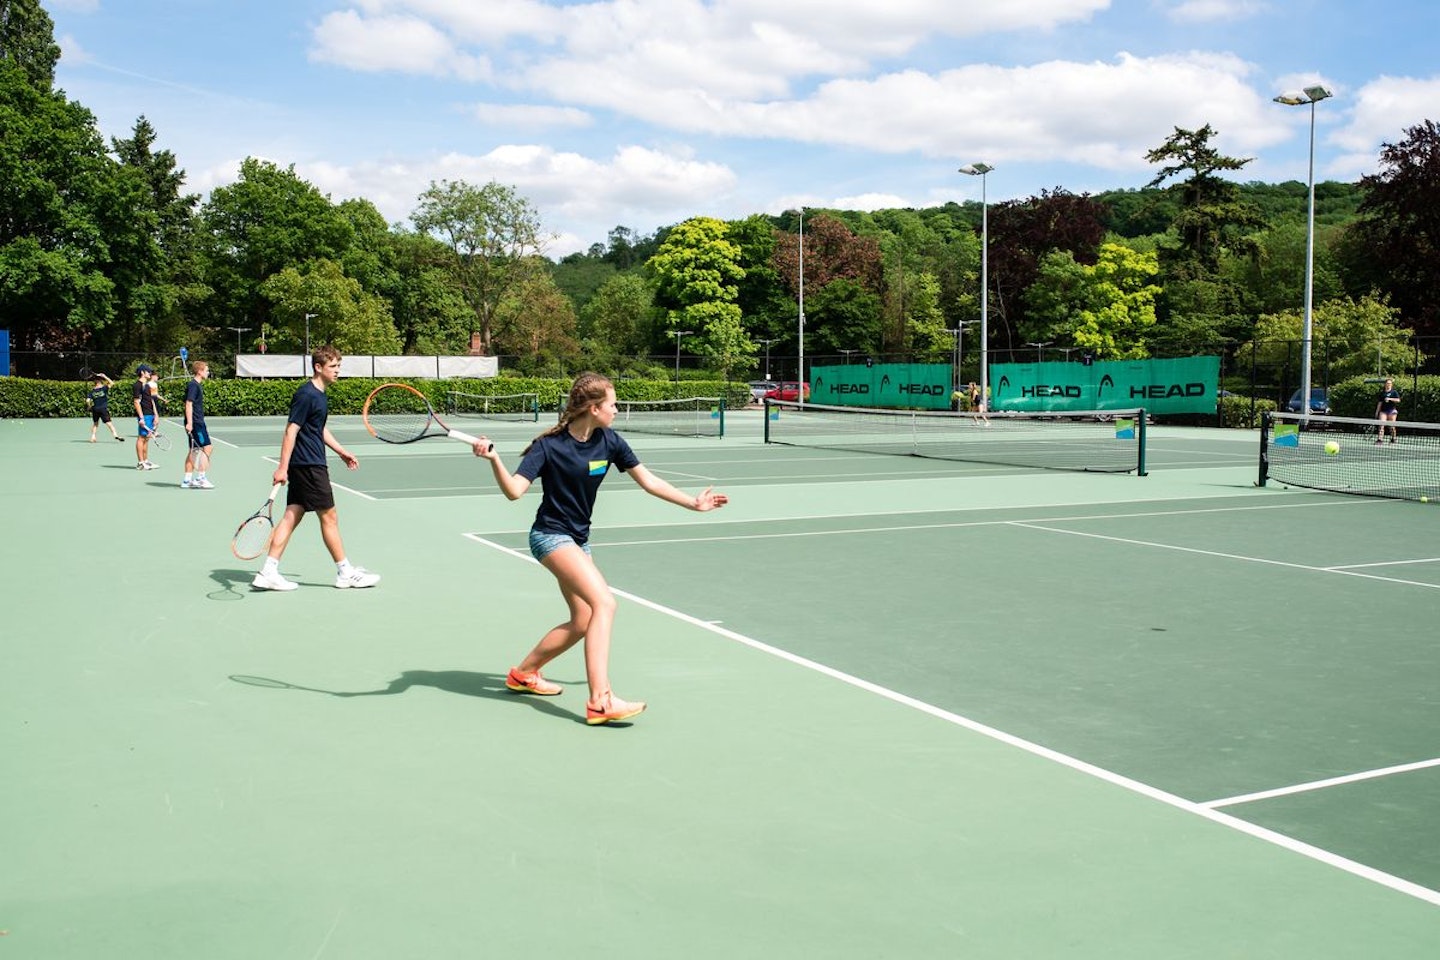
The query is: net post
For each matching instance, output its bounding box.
[718,397,726,439]
[1257,410,1272,487]
[1137,408,1148,476]
[763,399,773,443]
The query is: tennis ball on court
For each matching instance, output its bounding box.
[1323,440,1340,456]
[1422,496,1430,503]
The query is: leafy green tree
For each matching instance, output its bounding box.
[411,179,547,356]
[492,267,580,375]
[1237,294,1421,383]
[804,278,883,355]
[1025,243,1160,359]
[259,258,402,355]
[1145,124,1265,273]
[0,0,59,89]
[199,158,353,332]
[0,42,116,349]
[649,216,752,372]
[582,272,656,362]
[104,116,205,354]
[984,189,1109,355]
[1344,120,1440,336]
[905,272,951,363]
[385,229,472,354]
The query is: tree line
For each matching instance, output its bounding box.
[4,0,1438,384]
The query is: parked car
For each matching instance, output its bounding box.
[1287,388,1331,415]
[764,381,811,402]
[748,380,779,403]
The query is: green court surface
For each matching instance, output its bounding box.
[3,409,1439,958]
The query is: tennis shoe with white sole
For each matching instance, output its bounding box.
[180,479,191,488]
[334,567,380,589]
[505,667,563,696]
[585,691,646,725]
[193,477,214,489]
[251,569,298,592]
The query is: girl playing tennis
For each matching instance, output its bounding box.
[472,372,729,725]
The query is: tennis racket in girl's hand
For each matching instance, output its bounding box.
[231,483,282,560]
[361,383,491,450]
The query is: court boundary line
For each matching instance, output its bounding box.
[582,499,1400,552]
[461,531,1440,908]
[1008,521,1440,590]
[1203,757,1440,809]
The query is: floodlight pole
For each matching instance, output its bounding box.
[672,329,694,384]
[1273,85,1332,423]
[798,208,806,406]
[756,338,779,380]
[959,164,993,414]
[227,326,252,355]
[303,313,318,361]
[1027,340,1053,364]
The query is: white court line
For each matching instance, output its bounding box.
[462,531,1440,908]
[1007,521,1440,590]
[594,498,1395,549]
[257,455,377,501]
[1328,557,1440,571]
[1203,757,1440,810]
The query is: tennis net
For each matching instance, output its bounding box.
[608,397,726,438]
[1258,411,1440,501]
[446,390,540,422]
[763,400,1146,473]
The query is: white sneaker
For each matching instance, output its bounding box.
[251,569,298,592]
[180,479,191,488]
[193,477,214,489]
[335,566,381,589]
[142,461,158,470]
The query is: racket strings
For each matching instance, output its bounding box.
[364,386,439,443]
[232,516,274,560]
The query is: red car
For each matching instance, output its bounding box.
[764,381,811,402]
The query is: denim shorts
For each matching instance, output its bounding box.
[528,529,590,562]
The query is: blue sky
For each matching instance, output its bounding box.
[48,0,1440,258]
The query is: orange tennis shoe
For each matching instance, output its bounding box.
[585,691,646,725]
[505,668,563,696]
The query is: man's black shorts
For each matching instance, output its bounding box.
[287,464,335,512]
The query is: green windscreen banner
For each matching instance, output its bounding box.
[990,356,1220,414]
[809,364,951,410]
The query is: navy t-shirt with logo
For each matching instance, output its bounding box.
[516,428,639,545]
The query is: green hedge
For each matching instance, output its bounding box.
[0,375,754,419]
[1329,375,1440,422]
[1217,394,1277,428]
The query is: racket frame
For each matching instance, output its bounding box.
[361,382,486,447]
[231,483,283,560]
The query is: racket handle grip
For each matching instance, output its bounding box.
[268,482,283,502]
[447,429,493,453]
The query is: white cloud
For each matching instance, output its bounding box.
[1327,74,1440,178]
[279,143,737,256]
[56,34,93,66]
[310,10,491,81]
[575,52,1283,173]
[1163,0,1267,24]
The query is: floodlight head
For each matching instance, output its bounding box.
[1273,94,1307,106]
[958,163,994,176]
[1302,84,1333,102]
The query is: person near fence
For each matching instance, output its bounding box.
[1375,377,1401,443]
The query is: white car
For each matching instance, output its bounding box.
[748,380,778,403]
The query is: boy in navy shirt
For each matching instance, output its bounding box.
[251,345,380,591]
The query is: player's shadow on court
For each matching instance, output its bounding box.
[228,670,587,724]
[208,569,252,601]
